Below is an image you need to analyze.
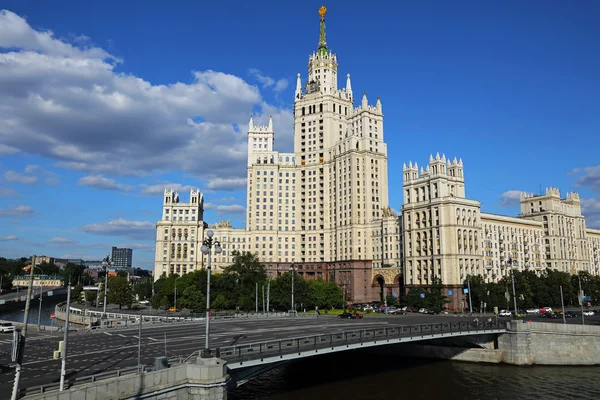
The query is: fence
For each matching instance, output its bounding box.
[205,319,508,364]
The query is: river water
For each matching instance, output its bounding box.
[0,297,63,327]
[229,348,600,400]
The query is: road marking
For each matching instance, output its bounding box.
[103,332,113,336]
[132,336,139,339]
[148,337,159,341]
[118,334,126,338]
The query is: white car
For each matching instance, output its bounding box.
[499,310,512,317]
[526,308,540,314]
[583,310,595,316]
[0,323,15,333]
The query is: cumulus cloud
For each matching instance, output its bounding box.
[50,237,77,245]
[3,170,38,184]
[0,235,18,241]
[118,243,155,252]
[572,165,600,193]
[0,187,19,197]
[78,175,134,192]
[499,190,523,207]
[0,205,34,218]
[0,144,19,155]
[581,198,600,229]
[204,203,245,216]
[139,183,198,196]
[206,177,247,191]
[81,218,155,240]
[0,10,292,182]
[3,165,59,185]
[249,69,288,93]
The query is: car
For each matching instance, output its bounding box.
[0,323,15,333]
[583,310,595,316]
[389,308,407,315]
[499,310,512,317]
[338,312,356,319]
[565,311,578,318]
[526,308,540,314]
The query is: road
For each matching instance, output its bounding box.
[1,312,599,395]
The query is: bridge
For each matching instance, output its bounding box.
[11,316,508,398]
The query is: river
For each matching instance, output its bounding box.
[229,347,600,400]
[0,296,64,327]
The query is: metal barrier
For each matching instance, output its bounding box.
[214,320,508,363]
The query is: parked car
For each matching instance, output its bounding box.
[583,310,595,316]
[0,323,14,333]
[499,310,512,317]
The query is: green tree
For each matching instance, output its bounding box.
[309,280,343,309]
[108,276,133,309]
[426,277,450,312]
[212,294,229,311]
[85,290,97,304]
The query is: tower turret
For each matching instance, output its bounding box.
[247,114,275,166]
[295,73,302,99]
[346,73,353,99]
[307,6,338,94]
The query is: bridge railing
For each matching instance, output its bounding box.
[212,320,508,363]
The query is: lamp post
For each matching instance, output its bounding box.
[509,257,518,318]
[200,229,222,357]
[578,273,585,326]
[174,276,181,311]
[102,255,110,317]
[289,263,295,314]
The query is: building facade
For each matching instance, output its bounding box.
[401,154,600,309]
[152,8,399,303]
[111,246,133,268]
[153,8,600,308]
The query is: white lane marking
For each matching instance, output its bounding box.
[148,337,159,341]
[103,332,112,336]
[118,334,126,338]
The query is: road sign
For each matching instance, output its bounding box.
[420,293,425,298]
[448,290,453,295]
[463,288,468,294]
[392,292,397,297]
[50,314,55,319]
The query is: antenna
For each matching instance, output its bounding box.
[539,184,542,195]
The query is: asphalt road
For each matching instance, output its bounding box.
[1,312,599,395]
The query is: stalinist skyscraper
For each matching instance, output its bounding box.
[155,7,403,302]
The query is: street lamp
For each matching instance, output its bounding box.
[508,250,518,318]
[174,276,181,311]
[200,229,222,357]
[288,263,295,314]
[32,265,45,331]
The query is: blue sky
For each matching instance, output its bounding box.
[1,0,599,269]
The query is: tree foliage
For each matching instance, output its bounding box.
[464,269,600,311]
[108,276,133,309]
[149,251,344,312]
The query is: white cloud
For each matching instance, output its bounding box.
[499,190,523,207]
[118,243,155,252]
[78,175,134,192]
[0,205,34,218]
[0,144,19,155]
[273,79,289,92]
[249,69,288,93]
[81,218,154,240]
[581,198,600,229]
[204,203,245,216]
[0,10,291,181]
[50,237,77,245]
[3,165,59,185]
[0,235,18,241]
[3,170,38,184]
[206,177,247,191]
[0,187,20,197]
[139,183,197,196]
[573,165,600,193]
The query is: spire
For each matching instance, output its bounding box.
[295,73,302,99]
[362,91,368,107]
[346,73,353,98]
[376,96,382,111]
[249,114,254,131]
[317,6,328,56]
[268,115,273,131]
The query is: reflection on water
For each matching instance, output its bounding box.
[230,347,600,400]
[0,297,64,326]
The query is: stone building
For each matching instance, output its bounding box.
[401,154,600,309]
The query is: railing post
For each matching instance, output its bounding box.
[330,333,333,346]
